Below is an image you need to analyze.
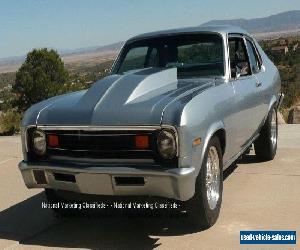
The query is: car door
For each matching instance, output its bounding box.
[227,35,262,151]
[244,37,268,125]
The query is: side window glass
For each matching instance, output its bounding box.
[118,47,148,73]
[228,37,251,78]
[246,39,261,74]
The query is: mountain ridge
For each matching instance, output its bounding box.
[1,10,299,73]
[202,10,300,33]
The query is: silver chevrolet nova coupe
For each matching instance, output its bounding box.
[19,26,283,228]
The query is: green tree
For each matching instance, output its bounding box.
[13,48,69,111]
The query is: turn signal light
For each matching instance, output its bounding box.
[48,134,59,147]
[135,135,149,149]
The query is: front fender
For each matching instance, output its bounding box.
[178,120,225,178]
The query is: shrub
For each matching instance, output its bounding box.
[0,110,22,135]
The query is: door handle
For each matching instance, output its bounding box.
[256,81,262,87]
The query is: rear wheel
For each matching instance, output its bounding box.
[186,136,223,229]
[254,105,278,161]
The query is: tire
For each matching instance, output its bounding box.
[254,105,278,161]
[185,136,223,229]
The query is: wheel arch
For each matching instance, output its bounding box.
[196,121,226,177]
[261,94,278,128]
[268,94,278,112]
[214,129,226,156]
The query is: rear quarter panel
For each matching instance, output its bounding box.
[255,40,281,114]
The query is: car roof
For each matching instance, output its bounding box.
[127,25,250,42]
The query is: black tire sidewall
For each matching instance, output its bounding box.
[200,136,223,224]
[270,106,278,154]
[187,136,223,228]
[255,105,278,161]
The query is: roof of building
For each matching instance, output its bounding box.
[128,25,250,42]
[271,46,288,51]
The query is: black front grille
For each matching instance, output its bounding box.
[27,128,178,167]
[56,132,141,151]
[45,130,155,159]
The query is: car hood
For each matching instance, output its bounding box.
[23,68,215,126]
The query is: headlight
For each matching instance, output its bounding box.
[157,129,177,160]
[32,130,46,155]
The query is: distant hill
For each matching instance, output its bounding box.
[59,41,124,56]
[202,10,300,33]
[1,10,300,73]
[0,42,123,74]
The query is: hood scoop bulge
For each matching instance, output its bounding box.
[125,68,178,104]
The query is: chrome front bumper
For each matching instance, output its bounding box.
[19,161,196,201]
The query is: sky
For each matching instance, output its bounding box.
[0,0,300,58]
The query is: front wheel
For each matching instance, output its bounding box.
[254,105,278,161]
[185,136,223,229]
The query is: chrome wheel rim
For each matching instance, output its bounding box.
[206,146,220,210]
[270,109,277,148]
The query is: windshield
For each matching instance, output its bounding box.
[114,33,224,78]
